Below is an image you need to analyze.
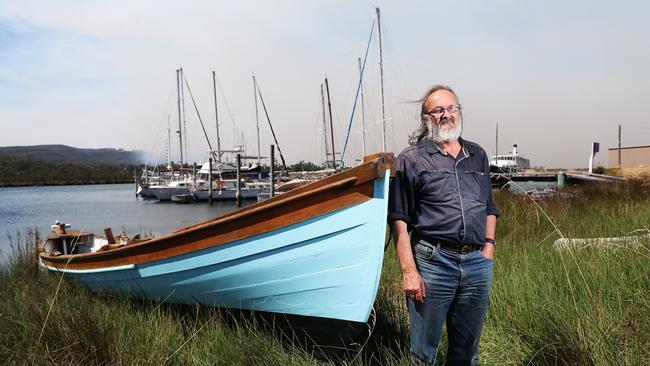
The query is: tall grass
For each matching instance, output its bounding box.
[1,180,648,365]
[481,180,650,365]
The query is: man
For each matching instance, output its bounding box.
[389,85,499,365]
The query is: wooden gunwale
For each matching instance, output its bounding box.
[40,154,395,270]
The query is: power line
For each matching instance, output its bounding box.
[621,125,650,130]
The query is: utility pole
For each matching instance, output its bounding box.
[495,123,499,162]
[618,124,622,167]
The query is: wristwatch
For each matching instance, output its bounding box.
[484,238,496,247]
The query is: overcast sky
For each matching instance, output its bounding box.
[1,0,649,168]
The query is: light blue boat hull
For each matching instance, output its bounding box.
[47,170,390,322]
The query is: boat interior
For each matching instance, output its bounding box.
[39,223,147,257]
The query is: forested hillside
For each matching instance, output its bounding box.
[0,145,143,186]
[0,145,144,166]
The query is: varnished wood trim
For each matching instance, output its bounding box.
[40,153,396,270]
[41,182,374,270]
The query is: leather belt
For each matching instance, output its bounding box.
[414,233,482,255]
[439,242,482,255]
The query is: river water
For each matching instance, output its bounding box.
[0,184,251,259]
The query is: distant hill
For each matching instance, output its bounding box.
[0,145,145,166]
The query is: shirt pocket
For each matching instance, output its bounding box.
[463,170,490,203]
[416,169,456,202]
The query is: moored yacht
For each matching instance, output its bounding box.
[149,179,207,201]
[192,178,270,201]
[490,144,531,173]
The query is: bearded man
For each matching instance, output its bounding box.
[388,85,499,366]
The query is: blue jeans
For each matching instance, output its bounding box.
[408,239,494,366]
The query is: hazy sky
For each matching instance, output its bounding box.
[1,0,649,168]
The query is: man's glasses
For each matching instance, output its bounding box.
[424,104,462,117]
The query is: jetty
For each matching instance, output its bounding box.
[491,171,625,188]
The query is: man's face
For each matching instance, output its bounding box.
[424,90,462,143]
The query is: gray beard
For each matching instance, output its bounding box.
[430,118,462,143]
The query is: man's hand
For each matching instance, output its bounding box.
[393,220,426,302]
[481,242,495,260]
[403,270,426,303]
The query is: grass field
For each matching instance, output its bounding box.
[604,167,650,179]
[1,180,648,365]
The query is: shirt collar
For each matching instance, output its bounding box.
[425,137,472,158]
[425,138,445,155]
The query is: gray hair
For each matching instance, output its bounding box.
[408,85,460,145]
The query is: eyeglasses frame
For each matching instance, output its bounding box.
[424,104,462,118]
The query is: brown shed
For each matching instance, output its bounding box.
[608,145,650,168]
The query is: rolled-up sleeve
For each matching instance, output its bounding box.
[482,153,500,218]
[388,154,416,225]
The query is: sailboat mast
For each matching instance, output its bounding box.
[376,7,387,152]
[495,123,499,163]
[180,68,189,167]
[176,68,184,167]
[358,57,367,158]
[325,77,336,169]
[212,71,222,163]
[253,74,261,169]
[167,115,171,167]
[320,83,330,167]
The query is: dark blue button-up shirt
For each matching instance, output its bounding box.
[388,137,500,246]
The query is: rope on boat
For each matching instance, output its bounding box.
[254,79,288,172]
[182,70,215,157]
[340,16,376,165]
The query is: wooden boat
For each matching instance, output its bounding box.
[38,153,395,323]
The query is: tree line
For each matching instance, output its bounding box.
[0,155,137,187]
[1,156,327,187]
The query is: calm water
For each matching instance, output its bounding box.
[0,184,252,259]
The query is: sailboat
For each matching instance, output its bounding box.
[38,153,395,322]
[145,68,203,200]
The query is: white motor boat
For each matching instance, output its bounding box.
[192,179,269,201]
[490,144,531,173]
[149,179,207,201]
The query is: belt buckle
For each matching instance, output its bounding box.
[460,245,472,255]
